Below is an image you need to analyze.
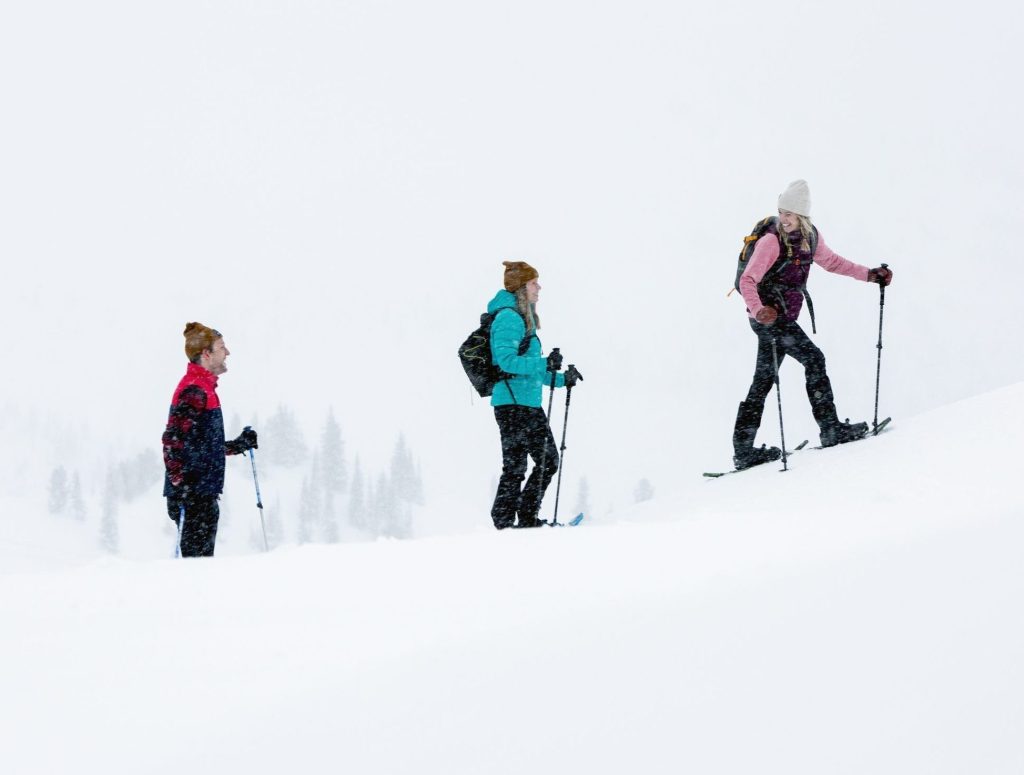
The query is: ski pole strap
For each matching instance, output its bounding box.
[502,375,519,406]
[803,289,817,334]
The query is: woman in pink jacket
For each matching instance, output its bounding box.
[732,180,893,470]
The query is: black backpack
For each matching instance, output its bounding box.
[732,216,820,333]
[458,307,533,398]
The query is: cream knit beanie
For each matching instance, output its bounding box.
[778,179,811,216]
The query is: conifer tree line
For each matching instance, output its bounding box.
[48,451,163,554]
[254,405,424,546]
[44,407,424,553]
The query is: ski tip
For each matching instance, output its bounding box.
[548,513,585,527]
[793,439,809,451]
[703,472,727,478]
[873,417,892,434]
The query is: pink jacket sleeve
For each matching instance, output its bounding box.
[813,237,871,281]
[739,233,872,317]
[738,235,779,316]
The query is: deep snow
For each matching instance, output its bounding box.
[2,383,1022,774]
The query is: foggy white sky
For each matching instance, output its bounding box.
[2,1,1021,522]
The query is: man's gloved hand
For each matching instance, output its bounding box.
[755,306,778,326]
[546,348,563,373]
[169,484,193,518]
[867,266,893,286]
[228,426,258,453]
[564,365,584,388]
[240,426,258,450]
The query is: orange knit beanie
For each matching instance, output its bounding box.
[183,322,222,362]
[502,260,539,292]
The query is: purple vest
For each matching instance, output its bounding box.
[758,228,815,323]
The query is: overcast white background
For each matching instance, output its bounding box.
[2,0,1021,531]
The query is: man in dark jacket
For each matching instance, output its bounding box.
[162,322,257,557]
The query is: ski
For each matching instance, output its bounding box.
[548,512,584,527]
[703,440,809,479]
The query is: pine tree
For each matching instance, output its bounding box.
[386,434,418,538]
[322,491,339,543]
[390,434,416,505]
[634,478,654,503]
[69,472,86,522]
[48,466,69,515]
[117,449,162,502]
[99,470,119,554]
[373,471,395,537]
[308,452,324,541]
[320,409,348,495]
[297,478,315,544]
[348,456,366,531]
[263,404,308,468]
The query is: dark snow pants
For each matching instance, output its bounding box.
[744,317,839,429]
[491,405,559,529]
[167,495,220,557]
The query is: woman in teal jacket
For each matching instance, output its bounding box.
[488,261,577,529]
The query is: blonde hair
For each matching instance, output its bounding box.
[780,214,815,256]
[514,287,540,331]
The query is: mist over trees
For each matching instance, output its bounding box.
[263,405,309,468]
[634,478,654,503]
[258,408,424,547]
[48,466,68,515]
[575,477,591,517]
[99,469,119,554]
[34,403,422,556]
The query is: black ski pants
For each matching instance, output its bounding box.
[491,405,559,529]
[744,317,838,428]
[167,495,220,557]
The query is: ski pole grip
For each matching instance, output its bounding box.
[875,263,889,290]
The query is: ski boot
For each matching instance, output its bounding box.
[819,418,868,448]
[733,443,782,471]
[732,401,781,470]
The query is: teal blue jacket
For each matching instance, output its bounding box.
[487,290,565,407]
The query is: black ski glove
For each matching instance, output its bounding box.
[868,265,893,286]
[546,348,563,373]
[169,484,195,516]
[241,426,258,450]
[564,365,583,388]
[228,426,258,453]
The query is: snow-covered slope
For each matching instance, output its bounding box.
[2,384,1022,774]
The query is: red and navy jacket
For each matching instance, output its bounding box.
[162,362,245,498]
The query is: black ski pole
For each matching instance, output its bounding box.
[872,263,888,434]
[536,349,560,525]
[246,435,269,552]
[551,365,582,526]
[771,338,788,472]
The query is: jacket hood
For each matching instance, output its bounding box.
[487,289,518,315]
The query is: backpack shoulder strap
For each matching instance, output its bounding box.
[490,306,531,405]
